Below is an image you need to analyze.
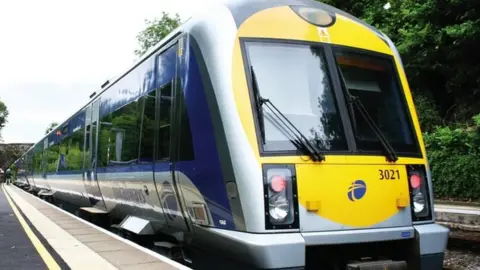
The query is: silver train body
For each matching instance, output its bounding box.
[14,0,449,269]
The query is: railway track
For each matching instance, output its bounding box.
[444,228,480,270]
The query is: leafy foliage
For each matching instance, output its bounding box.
[45,122,59,135]
[0,99,9,139]
[134,12,181,57]
[0,144,24,170]
[424,114,480,200]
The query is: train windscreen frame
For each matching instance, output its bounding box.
[242,38,421,158]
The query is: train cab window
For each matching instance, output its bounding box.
[334,49,419,154]
[157,83,172,161]
[244,41,348,153]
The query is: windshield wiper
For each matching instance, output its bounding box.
[250,66,325,162]
[336,67,398,162]
[250,66,266,142]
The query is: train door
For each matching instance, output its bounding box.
[83,99,107,210]
[153,39,190,233]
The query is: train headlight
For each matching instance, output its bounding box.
[407,166,432,221]
[290,6,336,27]
[263,165,299,229]
[269,194,289,221]
[412,191,425,213]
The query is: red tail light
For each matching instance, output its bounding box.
[410,174,421,189]
[270,175,287,193]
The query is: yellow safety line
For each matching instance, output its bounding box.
[2,184,61,270]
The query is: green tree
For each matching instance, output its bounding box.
[45,122,58,135]
[424,114,480,200]
[0,144,23,170]
[134,12,181,57]
[0,99,9,140]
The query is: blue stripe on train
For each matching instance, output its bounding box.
[171,45,234,229]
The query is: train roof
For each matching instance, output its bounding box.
[225,0,383,35]
[22,0,386,159]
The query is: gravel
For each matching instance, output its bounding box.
[444,229,480,270]
[444,249,480,270]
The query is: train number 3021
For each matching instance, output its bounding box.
[379,169,400,180]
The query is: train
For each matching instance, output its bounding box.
[12,0,449,269]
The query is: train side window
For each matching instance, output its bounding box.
[98,100,141,166]
[58,140,67,171]
[70,128,85,170]
[27,153,34,175]
[59,128,85,171]
[157,83,172,161]
[46,143,59,173]
[139,90,156,162]
[33,149,43,174]
[98,114,113,168]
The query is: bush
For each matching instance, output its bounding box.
[425,114,480,200]
[412,91,442,133]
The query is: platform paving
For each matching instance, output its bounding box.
[3,184,191,270]
[435,203,480,231]
[0,185,47,270]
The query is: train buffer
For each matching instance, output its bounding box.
[0,184,191,270]
[435,202,480,232]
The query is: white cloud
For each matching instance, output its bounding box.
[0,0,220,143]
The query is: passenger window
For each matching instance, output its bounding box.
[46,143,59,173]
[58,140,68,171]
[58,127,85,171]
[139,90,156,162]
[97,100,141,166]
[33,149,43,174]
[69,128,85,170]
[157,83,172,161]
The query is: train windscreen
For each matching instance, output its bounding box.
[245,41,348,153]
[334,49,419,155]
[244,40,420,156]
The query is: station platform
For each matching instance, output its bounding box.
[435,203,480,232]
[0,184,191,270]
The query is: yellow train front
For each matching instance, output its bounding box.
[191,0,449,269]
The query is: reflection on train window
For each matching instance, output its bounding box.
[98,99,141,166]
[157,83,172,161]
[33,147,43,174]
[334,49,419,154]
[57,126,85,171]
[139,90,156,162]
[97,117,109,167]
[27,152,34,175]
[69,128,85,171]
[46,143,59,173]
[245,41,347,152]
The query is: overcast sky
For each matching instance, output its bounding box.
[0,0,219,144]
